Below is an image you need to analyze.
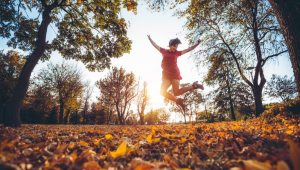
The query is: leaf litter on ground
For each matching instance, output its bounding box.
[0,112,300,170]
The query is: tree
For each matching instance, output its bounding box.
[184,86,203,122]
[150,0,300,95]
[1,0,137,127]
[158,108,171,123]
[37,61,84,124]
[82,81,94,124]
[264,74,297,103]
[144,109,160,125]
[164,83,202,123]
[0,50,25,123]
[97,88,116,124]
[96,67,139,125]
[267,0,300,95]
[178,0,287,116]
[20,82,55,124]
[136,81,150,125]
[90,102,106,124]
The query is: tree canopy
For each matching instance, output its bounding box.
[1,0,137,70]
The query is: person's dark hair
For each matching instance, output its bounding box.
[169,38,181,47]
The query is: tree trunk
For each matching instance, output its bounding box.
[227,87,236,121]
[76,110,78,124]
[4,8,52,127]
[59,102,64,124]
[65,109,71,124]
[0,104,3,124]
[268,0,300,95]
[83,108,86,124]
[140,114,144,125]
[253,86,264,117]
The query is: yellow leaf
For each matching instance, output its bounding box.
[287,139,300,170]
[45,161,50,168]
[288,126,295,129]
[105,134,113,140]
[94,139,102,145]
[286,130,293,135]
[110,140,127,158]
[146,133,160,144]
[151,138,160,143]
[180,138,188,144]
[146,133,153,142]
[77,0,82,4]
[80,141,89,146]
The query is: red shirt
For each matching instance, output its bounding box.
[160,48,182,80]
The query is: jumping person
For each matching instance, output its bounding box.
[147,35,204,110]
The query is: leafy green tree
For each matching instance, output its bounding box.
[136,81,150,125]
[37,61,84,124]
[264,74,297,103]
[0,50,25,123]
[96,67,139,125]
[1,0,137,127]
[144,109,160,125]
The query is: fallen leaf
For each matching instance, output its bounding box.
[110,140,127,158]
[105,134,113,140]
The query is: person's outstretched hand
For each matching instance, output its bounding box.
[197,39,201,44]
[147,35,151,39]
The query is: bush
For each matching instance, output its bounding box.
[260,97,300,121]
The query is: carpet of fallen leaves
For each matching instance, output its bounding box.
[0,113,300,170]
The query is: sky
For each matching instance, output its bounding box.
[0,4,295,122]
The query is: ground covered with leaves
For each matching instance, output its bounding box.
[0,111,300,170]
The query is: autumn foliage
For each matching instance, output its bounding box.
[1,102,300,170]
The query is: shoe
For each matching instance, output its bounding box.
[176,98,185,110]
[192,81,204,90]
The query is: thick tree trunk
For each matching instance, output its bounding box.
[65,109,71,124]
[4,8,52,127]
[268,0,300,95]
[253,86,264,117]
[0,104,3,124]
[59,102,64,124]
[226,79,236,121]
[140,114,144,125]
[76,110,78,124]
[83,103,87,124]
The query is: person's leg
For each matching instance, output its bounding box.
[171,79,194,96]
[160,79,177,102]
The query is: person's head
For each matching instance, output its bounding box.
[169,38,181,52]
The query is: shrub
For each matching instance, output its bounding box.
[260,97,300,122]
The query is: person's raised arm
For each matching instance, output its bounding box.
[147,35,160,52]
[181,40,201,55]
